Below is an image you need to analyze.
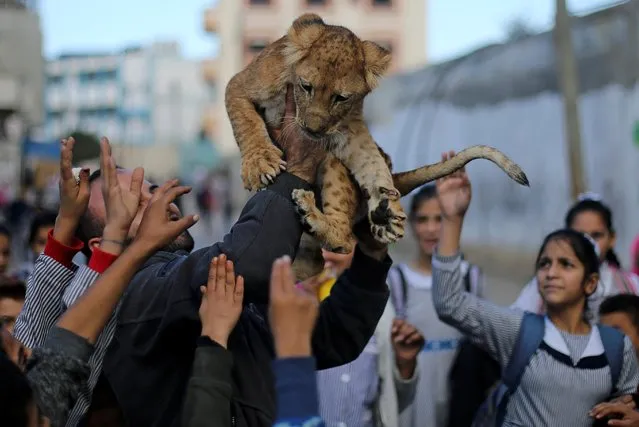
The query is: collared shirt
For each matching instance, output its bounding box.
[432,252,639,427]
[14,232,119,427]
[317,337,379,427]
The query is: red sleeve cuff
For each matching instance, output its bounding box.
[88,247,119,274]
[43,229,84,269]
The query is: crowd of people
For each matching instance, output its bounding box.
[3,96,639,426]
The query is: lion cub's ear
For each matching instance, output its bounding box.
[361,41,391,90]
[285,13,326,62]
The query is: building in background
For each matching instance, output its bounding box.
[44,41,211,147]
[0,0,44,200]
[43,41,212,180]
[201,0,428,155]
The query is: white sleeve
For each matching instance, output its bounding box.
[510,277,543,313]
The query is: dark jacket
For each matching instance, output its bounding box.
[102,173,391,427]
[27,327,93,427]
[181,337,233,427]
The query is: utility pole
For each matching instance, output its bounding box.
[554,0,586,199]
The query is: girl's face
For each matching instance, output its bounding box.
[536,238,598,310]
[410,198,442,257]
[570,211,615,262]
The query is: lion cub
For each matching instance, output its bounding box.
[226,14,530,266]
[226,13,406,245]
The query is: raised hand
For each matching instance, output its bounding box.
[435,150,472,221]
[55,137,91,245]
[199,254,244,348]
[269,256,319,358]
[391,319,425,379]
[99,137,145,238]
[590,401,639,426]
[133,179,199,254]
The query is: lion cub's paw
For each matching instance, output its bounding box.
[292,189,318,232]
[241,144,284,191]
[368,190,406,244]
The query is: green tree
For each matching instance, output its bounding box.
[61,130,101,162]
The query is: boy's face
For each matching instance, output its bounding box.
[600,312,639,356]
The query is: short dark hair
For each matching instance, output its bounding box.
[599,294,639,333]
[0,276,26,301]
[88,166,124,184]
[28,211,57,246]
[408,184,438,220]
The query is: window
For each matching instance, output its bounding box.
[306,0,327,5]
[372,0,391,5]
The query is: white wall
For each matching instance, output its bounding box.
[370,83,639,266]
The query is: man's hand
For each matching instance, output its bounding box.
[99,137,145,254]
[352,217,388,261]
[590,401,639,426]
[391,319,425,379]
[199,254,244,348]
[269,255,319,358]
[131,179,199,254]
[269,85,325,184]
[55,137,90,245]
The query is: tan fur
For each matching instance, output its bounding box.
[225,14,530,281]
[225,13,405,246]
[291,145,529,280]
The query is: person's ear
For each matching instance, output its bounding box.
[88,237,101,252]
[584,273,600,297]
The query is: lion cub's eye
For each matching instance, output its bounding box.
[333,94,349,103]
[299,79,313,93]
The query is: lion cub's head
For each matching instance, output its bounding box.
[284,13,391,140]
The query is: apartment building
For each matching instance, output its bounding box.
[0,0,43,197]
[44,41,212,147]
[201,0,428,155]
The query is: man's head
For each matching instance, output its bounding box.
[77,168,194,258]
[0,276,26,335]
[599,294,639,356]
[28,212,56,257]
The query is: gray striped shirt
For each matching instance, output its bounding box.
[317,338,379,427]
[432,252,639,427]
[14,258,118,427]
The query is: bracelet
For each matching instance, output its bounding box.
[101,238,125,246]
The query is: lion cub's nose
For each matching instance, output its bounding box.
[304,126,324,139]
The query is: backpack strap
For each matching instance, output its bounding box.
[495,313,545,426]
[597,324,625,393]
[389,265,409,319]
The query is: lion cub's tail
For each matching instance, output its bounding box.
[392,145,529,197]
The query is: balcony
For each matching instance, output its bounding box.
[201,59,217,83]
[203,7,217,33]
